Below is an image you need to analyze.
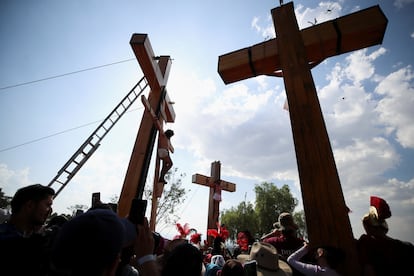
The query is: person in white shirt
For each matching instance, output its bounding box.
[287,242,344,276]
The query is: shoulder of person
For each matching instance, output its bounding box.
[357,233,369,241]
[0,223,22,240]
[390,237,414,254]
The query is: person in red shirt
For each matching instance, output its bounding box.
[261,213,305,260]
[260,212,307,276]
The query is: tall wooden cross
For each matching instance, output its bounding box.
[217,2,387,275]
[192,161,236,244]
[118,33,175,218]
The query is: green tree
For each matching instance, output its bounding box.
[0,188,12,209]
[293,210,307,240]
[143,167,188,232]
[254,182,298,235]
[221,199,259,240]
[66,204,89,216]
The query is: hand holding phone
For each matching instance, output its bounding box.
[128,198,147,225]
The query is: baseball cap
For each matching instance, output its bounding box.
[51,209,137,274]
[273,212,298,231]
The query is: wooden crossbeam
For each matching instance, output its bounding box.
[192,174,236,192]
[130,34,170,92]
[218,5,387,84]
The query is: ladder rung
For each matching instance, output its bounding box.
[49,76,148,198]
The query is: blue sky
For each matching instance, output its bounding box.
[1,0,413,243]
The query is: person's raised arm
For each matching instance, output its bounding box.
[287,243,319,275]
[134,217,159,276]
[260,228,281,241]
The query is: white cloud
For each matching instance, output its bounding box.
[344,48,387,85]
[251,15,275,39]
[319,50,383,145]
[0,164,32,196]
[203,83,272,125]
[335,137,399,189]
[295,1,342,29]
[394,0,414,9]
[375,66,414,148]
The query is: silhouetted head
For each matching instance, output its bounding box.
[164,129,174,138]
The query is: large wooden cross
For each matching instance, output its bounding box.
[217,2,387,275]
[118,33,175,217]
[192,161,236,244]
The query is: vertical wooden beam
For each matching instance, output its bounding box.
[209,161,221,234]
[118,34,172,217]
[272,3,359,275]
[149,154,162,232]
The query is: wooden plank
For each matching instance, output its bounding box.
[300,21,338,65]
[191,173,236,192]
[130,34,170,92]
[272,3,359,275]
[218,5,387,84]
[163,92,176,123]
[118,34,173,217]
[141,95,159,125]
[336,5,388,54]
[118,110,156,216]
[157,55,172,83]
[218,41,279,84]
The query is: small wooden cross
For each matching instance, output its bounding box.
[192,161,236,244]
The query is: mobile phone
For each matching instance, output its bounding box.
[91,192,101,208]
[244,260,257,276]
[128,198,147,225]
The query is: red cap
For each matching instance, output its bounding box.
[370,196,391,219]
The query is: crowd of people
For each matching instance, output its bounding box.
[1,184,413,276]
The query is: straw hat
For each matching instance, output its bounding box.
[237,242,292,276]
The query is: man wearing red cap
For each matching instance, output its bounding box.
[357,196,414,275]
[260,212,307,275]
